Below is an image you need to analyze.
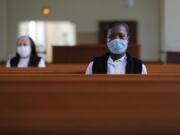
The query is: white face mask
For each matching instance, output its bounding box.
[107,39,128,54]
[17,45,31,58]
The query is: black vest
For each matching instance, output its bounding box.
[10,56,41,67]
[92,53,143,74]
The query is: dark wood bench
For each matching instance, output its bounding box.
[0,75,180,135]
[1,64,180,75]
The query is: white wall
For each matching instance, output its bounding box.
[0,0,7,62]
[162,0,180,51]
[3,0,160,62]
[160,0,180,62]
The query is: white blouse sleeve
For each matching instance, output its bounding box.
[85,61,94,75]
[142,64,148,75]
[6,59,11,68]
[38,59,46,68]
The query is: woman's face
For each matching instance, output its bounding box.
[17,37,31,47]
[107,25,128,42]
[17,37,32,58]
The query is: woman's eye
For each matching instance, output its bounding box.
[118,33,123,38]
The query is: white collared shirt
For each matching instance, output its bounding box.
[6,57,46,68]
[85,55,147,75]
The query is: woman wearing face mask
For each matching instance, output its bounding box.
[85,21,147,75]
[6,36,46,68]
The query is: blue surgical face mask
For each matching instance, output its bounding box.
[17,45,31,58]
[107,39,128,54]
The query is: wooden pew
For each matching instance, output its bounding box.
[0,64,87,74]
[1,64,180,75]
[146,64,180,73]
[53,45,140,64]
[0,75,180,135]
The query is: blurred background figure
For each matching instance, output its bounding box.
[6,36,46,68]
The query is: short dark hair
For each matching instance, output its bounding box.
[104,21,129,38]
